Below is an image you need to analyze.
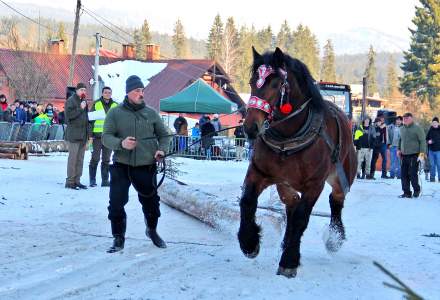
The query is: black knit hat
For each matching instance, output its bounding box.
[126,75,144,94]
[433,117,439,123]
[76,82,87,90]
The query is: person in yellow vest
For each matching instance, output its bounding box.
[89,86,118,187]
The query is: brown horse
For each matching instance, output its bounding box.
[238,47,357,278]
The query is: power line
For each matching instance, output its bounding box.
[81,7,131,44]
[0,0,90,39]
[81,5,133,40]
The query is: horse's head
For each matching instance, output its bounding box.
[244,47,323,139]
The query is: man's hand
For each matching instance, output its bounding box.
[155,150,165,161]
[428,139,433,145]
[122,136,137,150]
[80,100,87,110]
[397,150,402,158]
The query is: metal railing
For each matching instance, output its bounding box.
[171,135,250,161]
[0,122,65,141]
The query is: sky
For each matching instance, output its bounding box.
[9,0,419,40]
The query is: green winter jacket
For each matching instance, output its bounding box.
[398,123,426,155]
[102,97,171,167]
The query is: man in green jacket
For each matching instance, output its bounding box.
[398,112,427,198]
[65,83,89,190]
[89,86,117,187]
[102,75,171,253]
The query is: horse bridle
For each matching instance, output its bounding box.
[247,64,312,129]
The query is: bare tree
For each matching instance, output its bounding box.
[7,52,51,101]
[0,17,21,50]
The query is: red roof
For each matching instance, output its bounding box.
[0,48,244,111]
[0,48,119,100]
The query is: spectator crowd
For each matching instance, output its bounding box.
[0,94,64,125]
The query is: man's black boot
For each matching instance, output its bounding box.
[107,219,126,253]
[101,164,110,187]
[89,165,97,187]
[144,217,167,248]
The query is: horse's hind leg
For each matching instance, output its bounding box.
[238,165,268,259]
[326,178,346,252]
[277,184,324,278]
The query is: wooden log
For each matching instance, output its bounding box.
[0,142,21,148]
[0,153,16,159]
[0,147,21,155]
[25,140,68,153]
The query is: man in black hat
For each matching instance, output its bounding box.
[64,83,89,190]
[102,75,171,253]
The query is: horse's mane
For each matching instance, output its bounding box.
[251,50,325,112]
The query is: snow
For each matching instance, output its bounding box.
[1,154,439,299]
[98,60,168,102]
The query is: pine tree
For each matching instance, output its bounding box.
[236,25,258,92]
[400,0,440,108]
[364,45,378,96]
[141,19,152,45]
[133,29,145,59]
[57,22,68,52]
[220,17,239,81]
[172,18,188,58]
[385,55,399,98]
[256,26,274,53]
[291,24,320,78]
[276,20,291,53]
[207,14,223,61]
[320,39,336,82]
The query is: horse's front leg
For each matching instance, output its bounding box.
[238,165,269,258]
[277,184,324,278]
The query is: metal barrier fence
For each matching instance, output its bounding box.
[0,122,65,141]
[171,135,250,161]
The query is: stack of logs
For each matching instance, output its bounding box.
[0,142,29,160]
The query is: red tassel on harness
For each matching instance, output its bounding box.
[280,103,292,114]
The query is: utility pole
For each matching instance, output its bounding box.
[93,33,100,101]
[361,77,367,120]
[68,0,81,86]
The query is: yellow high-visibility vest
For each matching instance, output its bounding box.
[93,100,117,133]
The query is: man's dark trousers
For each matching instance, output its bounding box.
[401,154,420,195]
[108,162,161,232]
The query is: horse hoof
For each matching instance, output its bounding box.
[326,238,344,253]
[276,267,297,278]
[243,243,260,259]
[324,225,345,253]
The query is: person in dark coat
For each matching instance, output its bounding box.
[64,83,89,190]
[370,116,389,179]
[173,113,188,153]
[201,116,216,160]
[426,116,440,182]
[234,119,246,161]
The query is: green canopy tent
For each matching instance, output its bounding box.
[159,79,238,114]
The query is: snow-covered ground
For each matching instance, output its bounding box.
[0,153,439,300]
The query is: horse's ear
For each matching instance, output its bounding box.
[252,46,261,61]
[273,47,285,67]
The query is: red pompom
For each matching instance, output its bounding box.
[280,103,292,114]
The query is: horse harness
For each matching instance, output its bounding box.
[248,65,350,195]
